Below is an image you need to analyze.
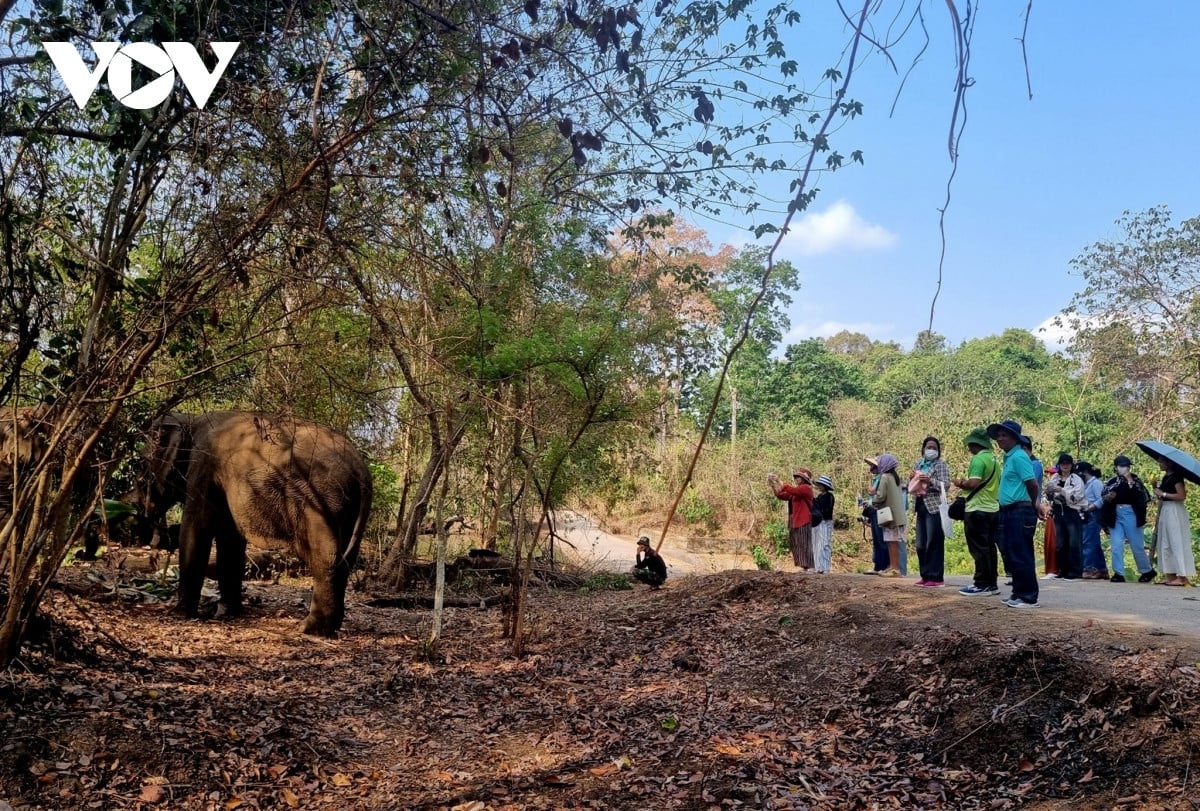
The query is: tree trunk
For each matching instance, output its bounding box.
[427,464,451,649]
[381,421,465,586]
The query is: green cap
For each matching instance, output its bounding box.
[963,427,992,450]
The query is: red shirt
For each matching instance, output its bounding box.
[775,482,813,527]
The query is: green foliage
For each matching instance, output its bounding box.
[750,545,773,571]
[368,462,401,518]
[580,572,633,592]
[1064,207,1200,445]
[679,486,716,529]
[763,517,789,558]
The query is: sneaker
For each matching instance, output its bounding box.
[879,569,900,578]
[913,579,929,586]
[921,580,945,588]
[1110,573,1126,583]
[1040,572,1059,580]
[1004,579,1013,586]
[1005,598,1040,608]
[1138,569,1158,583]
[958,585,1000,596]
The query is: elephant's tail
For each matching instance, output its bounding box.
[340,468,373,570]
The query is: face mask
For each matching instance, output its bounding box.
[1116,466,1130,476]
[923,448,939,461]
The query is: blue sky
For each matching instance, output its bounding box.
[708,2,1200,351]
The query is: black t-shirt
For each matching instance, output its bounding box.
[636,551,667,580]
[1161,472,1183,498]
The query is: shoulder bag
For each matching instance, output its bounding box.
[947,460,997,521]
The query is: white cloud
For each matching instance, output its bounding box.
[1033,314,1073,353]
[1034,312,1105,353]
[781,200,897,256]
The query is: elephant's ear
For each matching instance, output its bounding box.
[0,403,51,467]
[146,416,187,490]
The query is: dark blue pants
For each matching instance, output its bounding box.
[915,499,946,582]
[999,503,1039,604]
[869,508,889,572]
[1052,507,1084,578]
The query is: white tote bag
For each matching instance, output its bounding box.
[938,482,955,538]
[875,506,894,525]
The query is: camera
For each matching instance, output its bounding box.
[856,514,871,525]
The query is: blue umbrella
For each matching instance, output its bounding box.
[1135,440,1200,486]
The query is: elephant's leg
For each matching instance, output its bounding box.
[176,516,214,617]
[302,560,344,637]
[299,521,347,637]
[215,531,248,617]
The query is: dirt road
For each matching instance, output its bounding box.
[554,509,756,575]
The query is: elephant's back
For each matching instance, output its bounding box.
[195,411,371,533]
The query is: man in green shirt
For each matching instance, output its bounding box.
[988,420,1040,608]
[955,428,1001,595]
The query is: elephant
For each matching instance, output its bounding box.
[134,411,373,637]
[0,404,50,521]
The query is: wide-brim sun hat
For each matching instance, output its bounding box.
[792,468,813,483]
[864,456,879,468]
[987,419,1023,440]
[815,475,834,490]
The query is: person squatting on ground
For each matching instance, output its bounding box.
[1044,453,1087,580]
[1152,458,1195,587]
[632,536,667,589]
[955,428,1001,596]
[909,436,951,587]
[1076,461,1109,579]
[870,453,907,577]
[988,420,1040,608]
[769,468,816,571]
[812,475,836,574]
[1100,455,1156,583]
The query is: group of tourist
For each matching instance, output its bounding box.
[767,420,1197,609]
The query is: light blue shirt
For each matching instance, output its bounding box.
[999,446,1036,506]
[1084,476,1103,510]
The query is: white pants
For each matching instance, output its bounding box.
[813,521,833,573]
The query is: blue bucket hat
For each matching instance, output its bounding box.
[987,420,1023,441]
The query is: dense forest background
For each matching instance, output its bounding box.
[3,0,1200,665]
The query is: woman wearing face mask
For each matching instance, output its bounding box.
[1100,455,1156,583]
[908,436,952,586]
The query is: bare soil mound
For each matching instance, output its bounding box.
[1,566,1198,810]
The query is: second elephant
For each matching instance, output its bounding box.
[135,411,373,637]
